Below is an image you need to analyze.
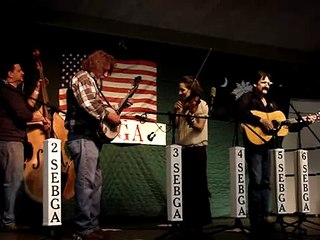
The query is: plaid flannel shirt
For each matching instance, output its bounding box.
[65,70,110,132]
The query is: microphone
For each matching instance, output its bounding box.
[270,82,284,88]
[135,114,147,122]
[209,87,216,113]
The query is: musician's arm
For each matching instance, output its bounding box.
[1,86,33,122]
[71,75,108,120]
[236,93,261,125]
[259,118,274,130]
[187,102,208,131]
[288,115,314,132]
[122,98,133,108]
[26,79,42,108]
[173,100,184,127]
[112,98,133,113]
[71,74,121,126]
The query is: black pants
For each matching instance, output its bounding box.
[181,146,212,228]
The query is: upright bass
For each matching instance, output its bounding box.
[24,49,75,203]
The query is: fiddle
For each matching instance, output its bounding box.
[184,95,201,128]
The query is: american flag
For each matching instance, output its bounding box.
[59,53,157,122]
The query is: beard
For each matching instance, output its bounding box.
[261,87,269,95]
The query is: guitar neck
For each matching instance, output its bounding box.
[117,95,131,114]
[114,76,141,114]
[283,114,318,126]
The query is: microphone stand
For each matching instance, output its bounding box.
[277,103,320,237]
[139,111,211,240]
[289,103,320,146]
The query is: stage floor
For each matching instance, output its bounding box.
[0,215,320,240]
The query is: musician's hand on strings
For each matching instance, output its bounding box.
[174,101,184,113]
[29,111,51,131]
[123,98,133,108]
[186,113,195,128]
[34,80,41,92]
[31,110,44,123]
[106,111,121,126]
[35,77,49,88]
[42,117,51,131]
[260,118,275,131]
[306,114,317,124]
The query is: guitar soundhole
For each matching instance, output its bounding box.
[261,120,281,135]
[272,120,280,130]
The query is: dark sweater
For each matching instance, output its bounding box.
[0,81,33,141]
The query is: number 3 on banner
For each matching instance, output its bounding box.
[166,144,183,221]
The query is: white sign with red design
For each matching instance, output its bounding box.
[111,119,166,146]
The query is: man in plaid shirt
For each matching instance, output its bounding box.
[65,50,132,240]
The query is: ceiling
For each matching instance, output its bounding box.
[9,0,320,64]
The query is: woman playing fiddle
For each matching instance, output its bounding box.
[173,76,212,237]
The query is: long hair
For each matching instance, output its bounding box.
[81,50,115,76]
[179,75,203,97]
[251,70,271,85]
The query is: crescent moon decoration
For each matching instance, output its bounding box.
[220,77,228,88]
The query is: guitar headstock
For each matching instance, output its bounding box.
[314,111,320,122]
[125,76,142,100]
[117,76,142,113]
[133,76,142,88]
[307,111,320,124]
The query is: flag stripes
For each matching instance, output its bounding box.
[59,53,157,122]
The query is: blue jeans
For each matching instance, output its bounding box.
[0,141,24,227]
[66,136,102,235]
[245,147,271,230]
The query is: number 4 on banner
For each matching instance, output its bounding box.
[229,146,247,218]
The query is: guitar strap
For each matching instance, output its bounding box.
[91,74,114,110]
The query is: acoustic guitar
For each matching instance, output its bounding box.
[97,75,141,143]
[241,110,320,145]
